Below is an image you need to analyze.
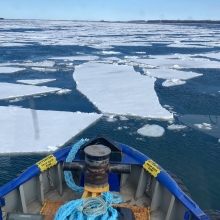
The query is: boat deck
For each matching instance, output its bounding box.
[27,179,165,220]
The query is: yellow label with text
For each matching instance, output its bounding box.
[36,155,58,172]
[143,160,160,177]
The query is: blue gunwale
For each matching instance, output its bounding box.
[0,142,210,220]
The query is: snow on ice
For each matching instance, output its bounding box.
[0,67,25,74]
[17,79,56,85]
[0,106,102,153]
[74,62,173,120]
[145,69,202,80]
[0,82,61,100]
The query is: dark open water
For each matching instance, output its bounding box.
[0,20,220,210]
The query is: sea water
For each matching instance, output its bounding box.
[0,19,220,210]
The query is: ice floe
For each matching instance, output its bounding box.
[0,61,55,69]
[162,79,186,87]
[167,124,187,130]
[0,43,31,47]
[0,67,25,74]
[74,62,173,120]
[0,82,61,100]
[89,45,114,50]
[0,106,102,153]
[197,52,220,60]
[137,124,165,137]
[31,67,57,72]
[145,69,202,80]
[167,42,212,48]
[48,56,99,61]
[101,51,121,55]
[17,79,56,85]
[128,58,220,69]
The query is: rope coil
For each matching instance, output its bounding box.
[55,192,122,220]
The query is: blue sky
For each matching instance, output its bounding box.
[0,0,220,21]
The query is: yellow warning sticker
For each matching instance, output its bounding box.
[36,155,58,172]
[143,160,161,177]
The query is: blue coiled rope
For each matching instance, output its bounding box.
[64,138,88,194]
[56,139,123,220]
[54,192,122,220]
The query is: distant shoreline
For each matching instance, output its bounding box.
[127,20,220,24]
[1,18,220,24]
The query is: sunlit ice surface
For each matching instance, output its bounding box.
[0,19,220,210]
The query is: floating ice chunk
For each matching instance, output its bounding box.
[218,139,220,143]
[48,56,99,61]
[17,79,56,85]
[145,69,202,80]
[137,124,165,137]
[17,60,55,68]
[101,51,121,55]
[74,63,172,120]
[167,124,187,130]
[31,67,57,72]
[124,56,139,59]
[34,60,55,67]
[195,123,212,130]
[119,116,129,121]
[163,104,171,108]
[203,123,211,127]
[0,82,61,100]
[136,52,146,54]
[179,114,220,138]
[89,45,114,50]
[0,67,25,74]
[8,98,24,103]
[117,127,123,130]
[162,79,186,87]
[106,115,117,122]
[0,106,102,153]
[56,89,72,95]
[173,65,182,69]
[195,124,203,128]
[110,42,151,47]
